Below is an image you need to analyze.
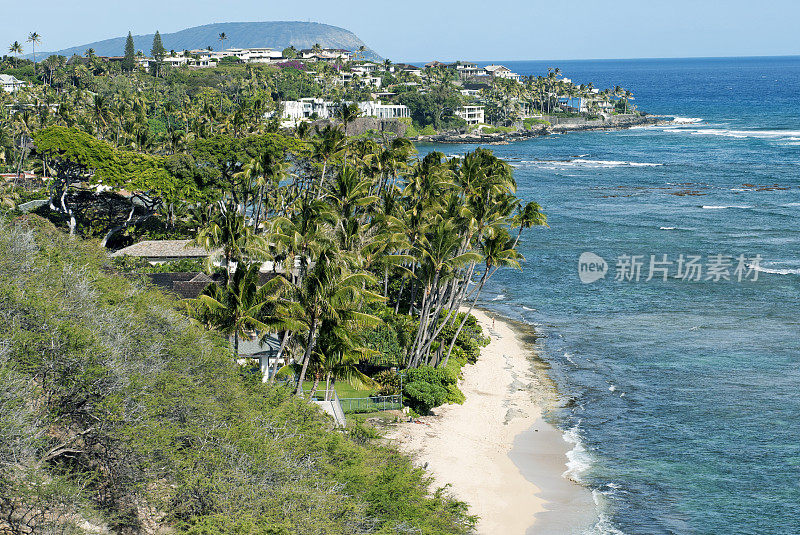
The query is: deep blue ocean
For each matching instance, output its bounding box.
[420,57,800,534]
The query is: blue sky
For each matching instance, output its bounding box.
[4,0,799,61]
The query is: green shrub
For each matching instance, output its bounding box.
[404,381,448,413]
[363,325,404,367]
[374,370,401,395]
[481,126,514,134]
[404,366,461,413]
[111,255,204,273]
[523,118,551,129]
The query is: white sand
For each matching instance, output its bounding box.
[387,309,558,534]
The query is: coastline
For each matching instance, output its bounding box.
[415,114,671,145]
[386,309,595,534]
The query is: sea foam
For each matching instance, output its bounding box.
[749,265,800,275]
[563,425,593,483]
[672,117,703,124]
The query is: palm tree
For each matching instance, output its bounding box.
[194,204,267,273]
[284,249,383,397]
[441,227,521,367]
[85,48,95,58]
[311,323,377,400]
[511,201,547,249]
[242,147,289,230]
[27,32,41,70]
[311,124,346,199]
[336,102,361,136]
[90,94,110,137]
[188,262,288,356]
[408,220,481,368]
[8,41,23,58]
[218,32,227,51]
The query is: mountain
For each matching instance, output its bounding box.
[34,21,382,61]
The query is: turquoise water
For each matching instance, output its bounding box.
[421,57,800,534]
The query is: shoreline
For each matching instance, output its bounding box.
[386,309,595,534]
[415,114,672,145]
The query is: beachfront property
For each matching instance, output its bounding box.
[391,63,423,76]
[281,98,409,120]
[110,239,213,265]
[440,61,480,79]
[424,60,480,79]
[299,48,352,62]
[483,64,522,83]
[0,74,26,92]
[351,62,380,75]
[281,98,333,120]
[357,100,410,119]
[339,71,382,88]
[460,82,489,97]
[456,105,485,125]
[558,96,588,112]
[126,46,315,72]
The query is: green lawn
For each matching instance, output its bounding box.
[301,381,375,399]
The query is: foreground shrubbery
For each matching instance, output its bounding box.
[0,216,476,535]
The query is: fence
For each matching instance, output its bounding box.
[337,395,402,414]
[277,379,403,415]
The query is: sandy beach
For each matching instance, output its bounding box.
[386,309,595,534]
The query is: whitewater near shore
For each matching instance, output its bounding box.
[386,309,594,534]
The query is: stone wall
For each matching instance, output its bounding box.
[345,117,408,137]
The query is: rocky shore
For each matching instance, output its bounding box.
[417,114,672,145]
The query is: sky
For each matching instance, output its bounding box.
[3,0,800,62]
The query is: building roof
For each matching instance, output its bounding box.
[237,334,282,357]
[484,64,511,73]
[110,239,211,258]
[0,74,24,84]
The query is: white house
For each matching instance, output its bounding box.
[391,63,422,77]
[450,62,479,79]
[242,47,282,63]
[456,105,485,125]
[282,99,410,121]
[558,96,588,113]
[351,62,380,75]
[483,65,522,83]
[300,48,352,62]
[0,74,26,93]
[357,101,410,119]
[281,98,334,120]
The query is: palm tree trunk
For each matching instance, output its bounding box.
[394,277,406,314]
[442,269,488,368]
[308,372,321,401]
[314,161,327,199]
[268,331,290,383]
[294,317,317,397]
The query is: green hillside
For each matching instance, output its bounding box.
[0,215,472,535]
[35,21,382,61]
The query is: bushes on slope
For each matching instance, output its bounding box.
[0,216,475,535]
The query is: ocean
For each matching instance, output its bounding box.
[419,56,800,534]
